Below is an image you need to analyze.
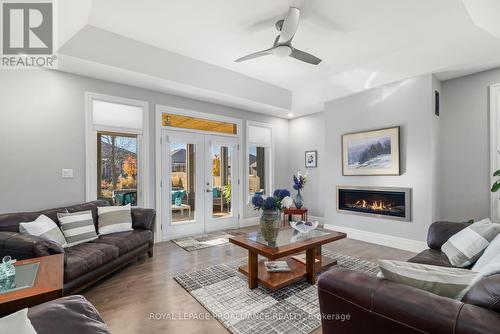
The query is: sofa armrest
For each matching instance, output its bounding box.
[131,208,156,231]
[0,231,64,260]
[318,268,464,334]
[427,221,469,249]
[28,295,110,334]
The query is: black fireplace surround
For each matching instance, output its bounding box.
[337,186,411,221]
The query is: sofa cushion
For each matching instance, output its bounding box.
[408,249,456,267]
[97,204,133,235]
[65,201,109,231]
[0,308,36,334]
[442,218,500,267]
[64,242,119,281]
[473,234,500,272]
[378,260,479,299]
[58,211,98,247]
[19,215,67,247]
[93,230,152,256]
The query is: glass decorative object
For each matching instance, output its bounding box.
[0,256,16,291]
[259,209,281,246]
[294,189,304,209]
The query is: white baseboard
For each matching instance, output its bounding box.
[320,220,427,253]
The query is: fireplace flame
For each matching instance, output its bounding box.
[354,200,392,211]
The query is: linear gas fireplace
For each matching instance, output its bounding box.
[337,186,412,222]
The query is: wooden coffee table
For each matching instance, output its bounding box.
[229,228,346,290]
[0,254,64,315]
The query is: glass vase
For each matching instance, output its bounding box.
[260,209,280,246]
[294,190,304,209]
[0,256,16,291]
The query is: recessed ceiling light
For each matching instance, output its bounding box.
[288,113,294,117]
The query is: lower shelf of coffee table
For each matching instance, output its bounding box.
[238,255,337,291]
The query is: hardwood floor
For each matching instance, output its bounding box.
[82,227,415,334]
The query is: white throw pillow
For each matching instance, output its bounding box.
[97,204,133,235]
[378,260,479,299]
[441,218,500,267]
[474,253,500,276]
[19,214,67,247]
[0,308,37,334]
[473,234,500,272]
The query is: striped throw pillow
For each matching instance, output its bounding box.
[97,204,133,235]
[442,218,500,267]
[378,260,479,299]
[57,210,98,247]
[19,214,67,247]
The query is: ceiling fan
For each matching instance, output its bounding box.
[235,7,322,65]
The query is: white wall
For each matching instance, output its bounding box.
[438,68,500,221]
[288,112,326,217]
[0,70,289,218]
[290,75,437,242]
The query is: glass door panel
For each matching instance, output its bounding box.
[170,142,196,224]
[162,130,205,240]
[205,135,239,232]
[211,144,232,219]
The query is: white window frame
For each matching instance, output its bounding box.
[490,84,500,222]
[246,121,274,197]
[85,92,150,207]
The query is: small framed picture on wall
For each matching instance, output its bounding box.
[305,150,317,168]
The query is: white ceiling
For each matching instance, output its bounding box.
[57,0,500,118]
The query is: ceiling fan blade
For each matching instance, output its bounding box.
[235,49,273,63]
[278,7,300,44]
[290,48,322,65]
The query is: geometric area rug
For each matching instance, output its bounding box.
[172,230,247,252]
[174,251,379,334]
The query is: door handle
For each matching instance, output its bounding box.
[206,189,212,193]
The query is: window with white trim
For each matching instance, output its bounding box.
[86,93,149,207]
[247,123,272,196]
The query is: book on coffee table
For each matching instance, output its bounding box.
[291,254,320,265]
[264,261,291,272]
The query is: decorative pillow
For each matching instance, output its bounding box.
[57,210,98,247]
[0,308,37,334]
[378,260,479,299]
[472,234,500,272]
[97,204,133,235]
[441,218,500,267]
[19,214,67,247]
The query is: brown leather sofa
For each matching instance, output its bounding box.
[0,201,155,294]
[318,221,500,334]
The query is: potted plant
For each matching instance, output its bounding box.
[292,171,308,209]
[251,189,293,244]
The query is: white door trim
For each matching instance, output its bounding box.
[155,105,243,242]
[490,84,500,223]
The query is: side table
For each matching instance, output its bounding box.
[282,207,308,226]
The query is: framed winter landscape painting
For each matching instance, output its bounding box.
[342,126,400,176]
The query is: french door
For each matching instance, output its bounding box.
[161,130,239,240]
